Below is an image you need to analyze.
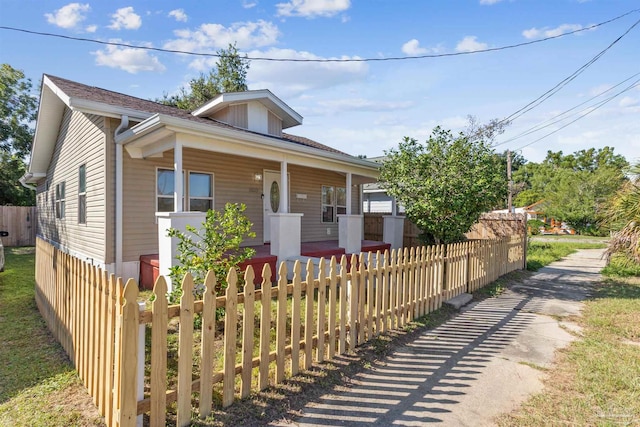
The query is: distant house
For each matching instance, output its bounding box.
[21,75,385,288]
[361,156,404,215]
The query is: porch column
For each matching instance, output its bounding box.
[174,140,183,212]
[383,214,405,250]
[156,211,206,292]
[280,159,288,213]
[338,172,362,253]
[270,213,303,265]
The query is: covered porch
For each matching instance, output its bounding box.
[140,239,391,289]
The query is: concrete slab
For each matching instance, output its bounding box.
[282,248,606,427]
[444,293,473,310]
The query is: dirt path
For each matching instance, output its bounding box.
[280,249,606,426]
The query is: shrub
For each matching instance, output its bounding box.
[167,203,256,303]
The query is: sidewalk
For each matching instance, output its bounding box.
[283,249,606,426]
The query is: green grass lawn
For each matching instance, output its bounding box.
[0,247,103,426]
[526,238,607,271]
[497,274,640,426]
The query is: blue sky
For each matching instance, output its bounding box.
[1,0,638,164]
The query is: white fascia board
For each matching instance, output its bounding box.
[29,82,67,174]
[118,113,379,179]
[69,98,151,121]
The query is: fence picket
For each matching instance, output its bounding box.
[150,276,169,426]
[222,269,238,407]
[290,262,301,377]
[177,274,195,426]
[303,259,314,370]
[259,264,272,390]
[116,279,139,427]
[328,256,338,359]
[275,263,288,384]
[241,268,256,398]
[316,258,326,362]
[338,256,348,354]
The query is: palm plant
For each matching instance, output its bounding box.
[601,162,640,263]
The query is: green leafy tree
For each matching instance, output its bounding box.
[380,126,504,244]
[0,64,37,205]
[167,203,256,303]
[159,43,249,111]
[513,147,627,234]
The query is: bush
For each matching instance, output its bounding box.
[167,203,256,303]
[527,219,545,235]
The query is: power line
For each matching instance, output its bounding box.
[0,9,638,62]
[500,16,640,124]
[513,79,640,151]
[495,71,640,147]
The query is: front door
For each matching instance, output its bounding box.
[263,171,282,242]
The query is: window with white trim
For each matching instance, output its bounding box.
[78,164,86,224]
[188,171,213,212]
[55,182,65,219]
[322,185,346,223]
[157,168,213,212]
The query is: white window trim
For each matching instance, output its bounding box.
[156,167,215,213]
[78,164,87,225]
[187,170,215,212]
[55,182,66,220]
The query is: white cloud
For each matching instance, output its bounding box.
[619,96,638,108]
[164,20,280,52]
[93,41,165,73]
[85,24,98,33]
[242,48,368,98]
[243,1,258,8]
[522,24,583,40]
[108,7,142,30]
[276,0,351,18]
[455,36,488,52]
[45,3,90,29]
[480,0,504,4]
[401,39,427,55]
[168,9,188,22]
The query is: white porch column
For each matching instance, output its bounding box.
[270,213,303,265]
[280,159,288,213]
[174,141,183,212]
[383,215,405,250]
[156,211,206,292]
[338,214,362,254]
[346,173,352,215]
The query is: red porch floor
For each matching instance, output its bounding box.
[139,240,390,288]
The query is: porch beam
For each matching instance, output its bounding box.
[174,140,183,212]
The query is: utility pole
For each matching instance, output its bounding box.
[507,149,513,214]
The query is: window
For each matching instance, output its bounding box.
[157,168,213,212]
[78,164,86,224]
[322,185,346,223]
[188,172,213,212]
[55,182,65,219]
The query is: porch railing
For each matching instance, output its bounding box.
[34,235,525,426]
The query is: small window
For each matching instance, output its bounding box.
[55,182,65,219]
[188,172,213,212]
[78,164,86,224]
[321,185,334,223]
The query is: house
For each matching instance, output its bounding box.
[360,156,404,215]
[21,75,395,289]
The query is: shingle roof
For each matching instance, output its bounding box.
[45,74,349,156]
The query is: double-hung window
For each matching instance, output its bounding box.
[321,186,347,223]
[55,182,65,219]
[157,168,213,212]
[78,164,86,224]
[188,172,213,212]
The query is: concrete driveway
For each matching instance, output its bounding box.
[283,249,606,426]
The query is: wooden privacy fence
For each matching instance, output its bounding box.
[0,205,37,246]
[363,214,421,248]
[35,235,525,427]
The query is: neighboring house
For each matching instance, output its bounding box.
[21,75,381,286]
[361,156,404,214]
